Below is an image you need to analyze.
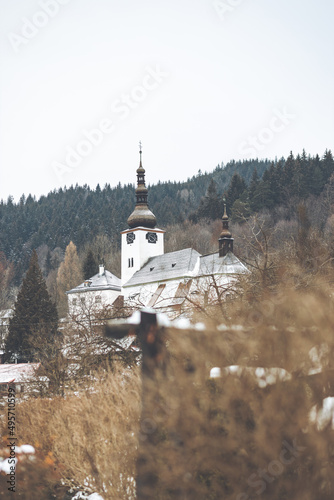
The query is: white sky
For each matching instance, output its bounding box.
[0,0,333,201]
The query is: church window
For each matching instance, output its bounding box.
[80,296,85,304]
[72,298,77,305]
[95,295,101,304]
[128,258,134,268]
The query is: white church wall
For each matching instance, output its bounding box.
[121,227,165,284]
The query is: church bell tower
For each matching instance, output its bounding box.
[121,143,165,284]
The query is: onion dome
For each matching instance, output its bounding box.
[127,144,157,229]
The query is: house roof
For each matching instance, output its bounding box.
[0,309,13,326]
[67,270,122,294]
[198,251,249,277]
[0,363,40,384]
[123,248,201,287]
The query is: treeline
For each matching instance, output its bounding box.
[191,150,334,222]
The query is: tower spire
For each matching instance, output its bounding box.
[218,199,234,257]
[127,143,157,229]
[139,140,142,166]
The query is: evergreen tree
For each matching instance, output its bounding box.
[83,249,98,280]
[280,152,295,200]
[309,154,323,196]
[194,179,222,221]
[45,248,52,277]
[322,150,334,182]
[256,169,275,210]
[5,250,58,362]
[249,168,261,212]
[226,173,247,214]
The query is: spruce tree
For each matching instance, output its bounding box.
[249,168,261,212]
[195,179,222,221]
[5,250,58,362]
[83,249,98,280]
[225,173,247,213]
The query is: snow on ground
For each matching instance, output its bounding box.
[309,397,334,431]
[0,458,17,474]
[210,365,292,388]
[71,493,104,500]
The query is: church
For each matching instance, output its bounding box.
[66,147,248,318]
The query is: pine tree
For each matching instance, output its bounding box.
[225,173,247,214]
[5,250,58,362]
[322,150,334,182]
[281,152,295,200]
[195,179,222,221]
[249,168,261,212]
[83,249,98,280]
[56,241,83,317]
[45,248,52,277]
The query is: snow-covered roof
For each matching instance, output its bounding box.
[123,249,248,289]
[67,269,121,294]
[0,309,13,322]
[0,363,40,384]
[198,251,249,276]
[123,248,201,287]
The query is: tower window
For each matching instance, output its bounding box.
[128,258,134,268]
[126,232,135,244]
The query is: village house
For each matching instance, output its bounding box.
[0,363,42,395]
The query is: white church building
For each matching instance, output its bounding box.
[66,148,248,317]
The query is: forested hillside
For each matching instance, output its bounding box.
[0,158,268,281]
[0,150,333,287]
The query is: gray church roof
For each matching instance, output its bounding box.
[198,251,249,276]
[123,248,201,287]
[67,268,121,294]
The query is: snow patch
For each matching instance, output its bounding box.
[19,444,35,454]
[210,367,221,378]
[0,457,17,474]
[309,397,334,431]
[219,365,292,387]
[172,317,192,330]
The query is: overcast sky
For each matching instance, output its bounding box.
[0,0,333,201]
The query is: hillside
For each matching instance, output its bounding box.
[0,158,268,279]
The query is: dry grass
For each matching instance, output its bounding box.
[135,280,334,499]
[2,265,334,499]
[1,364,141,499]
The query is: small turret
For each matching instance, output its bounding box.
[219,202,234,257]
